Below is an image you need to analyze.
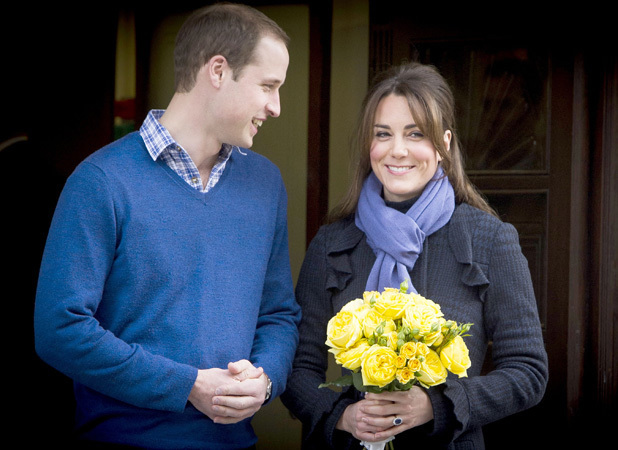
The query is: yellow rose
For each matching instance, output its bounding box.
[334,339,371,370]
[415,342,430,358]
[363,291,380,304]
[361,345,398,387]
[440,335,471,378]
[399,341,417,359]
[326,310,363,351]
[424,323,446,348]
[411,294,443,315]
[407,357,421,372]
[373,289,411,319]
[341,298,364,312]
[395,355,407,368]
[417,349,448,387]
[396,367,415,384]
[341,298,371,322]
[363,310,395,338]
[403,303,445,345]
[383,330,399,350]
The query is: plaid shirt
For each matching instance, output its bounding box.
[139,110,234,192]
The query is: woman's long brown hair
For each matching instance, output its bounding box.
[328,62,497,223]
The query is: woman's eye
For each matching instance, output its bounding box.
[375,131,391,138]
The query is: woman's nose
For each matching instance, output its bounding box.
[390,138,408,157]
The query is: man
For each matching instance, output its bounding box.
[34,4,300,449]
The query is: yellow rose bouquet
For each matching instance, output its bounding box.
[320,280,472,394]
[320,281,472,449]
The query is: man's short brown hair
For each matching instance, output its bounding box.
[173,2,290,92]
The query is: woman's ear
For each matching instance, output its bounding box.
[443,130,452,152]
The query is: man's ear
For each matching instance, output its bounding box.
[207,55,227,88]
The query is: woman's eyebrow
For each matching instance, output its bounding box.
[373,123,418,129]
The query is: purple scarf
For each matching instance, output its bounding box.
[355,167,455,293]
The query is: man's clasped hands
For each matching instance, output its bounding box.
[188,360,271,424]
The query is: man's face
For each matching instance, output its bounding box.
[216,35,289,149]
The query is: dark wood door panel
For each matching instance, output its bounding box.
[367,4,577,446]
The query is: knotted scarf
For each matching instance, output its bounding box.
[355,166,455,293]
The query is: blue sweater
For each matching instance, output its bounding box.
[34,132,301,449]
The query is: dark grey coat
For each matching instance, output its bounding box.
[281,203,548,449]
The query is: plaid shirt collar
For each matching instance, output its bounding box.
[139,109,235,192]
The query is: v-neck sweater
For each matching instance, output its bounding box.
[34,132,301,449]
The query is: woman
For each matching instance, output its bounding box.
[280,62,548,449]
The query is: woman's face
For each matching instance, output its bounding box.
[369,94,451,202]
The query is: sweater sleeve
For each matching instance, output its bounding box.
[34,162,197,412]
[249,179,301,399]
[443,220,549,439]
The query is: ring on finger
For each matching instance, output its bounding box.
[392,416,403,426]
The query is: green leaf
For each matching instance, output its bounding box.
[364,385,385,394]
[318,374,354,390]
[352,372,367,391]
[351,372,386,394]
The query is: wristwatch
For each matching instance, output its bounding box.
[264,375,273,402]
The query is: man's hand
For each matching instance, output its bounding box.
[188,367,237,421]
[227,359,264,382]
[211,361,271,424]
[188,360,270,424]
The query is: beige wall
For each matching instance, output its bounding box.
[251,6,308,446]
[252,5,309,284]
[328,0,369,212]
[144,2,369,448]
[254,2,369,448]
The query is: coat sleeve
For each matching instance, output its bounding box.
[280,227,358,449]
[442,219,549,439]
